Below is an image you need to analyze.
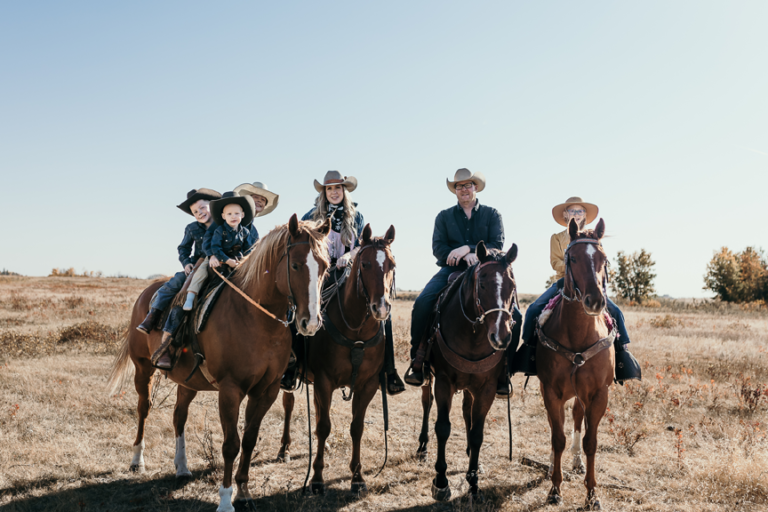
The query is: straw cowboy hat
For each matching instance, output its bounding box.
[314,170,358,193]
[176,188,222,216]
[211,192,256,226]
[446,168,486,193]
[552,196,599,226]
[233,181,280,218]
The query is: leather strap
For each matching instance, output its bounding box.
[433,327,504,374]
[536,322,615,367]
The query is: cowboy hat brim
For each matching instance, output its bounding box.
[314,176,358,193]
[552,200,599,226]
[211,195,256,226]
[446,172,486,193]
[176,188,222,216]
[233,183,280,218]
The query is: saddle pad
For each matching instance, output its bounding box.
[538,293,617,337]
[194,282,226,333]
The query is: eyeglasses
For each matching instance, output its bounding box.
[567,209,586,216]
[455,183,475,191]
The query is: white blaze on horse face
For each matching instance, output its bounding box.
[376,250,386,272]
[493,272,504,332]
[306,253,321,329]
[174,434,192,478]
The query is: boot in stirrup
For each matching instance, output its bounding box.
[154,332,174,370]
[136,308,162,334]
[614,342,641,385]
[510,340,538,376]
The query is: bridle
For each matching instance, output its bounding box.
[458,260,518,332]
[283,235,312,326]
[561,238,609,311]
[335,243,396,332]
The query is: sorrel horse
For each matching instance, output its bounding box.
[279,224,396,494]
[537,218,615,510]
[107,215,330,512]
[415,242,518,501]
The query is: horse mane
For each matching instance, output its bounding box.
[235,220,330,289]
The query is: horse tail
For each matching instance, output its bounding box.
[107,328,135,395]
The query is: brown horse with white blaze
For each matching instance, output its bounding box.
[279,224,396,494]
[537,218,614,510]
[107,214,330,512]
[416,242,518,501]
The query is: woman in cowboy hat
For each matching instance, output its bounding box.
[280,171,406,395]
[511,197,640,383]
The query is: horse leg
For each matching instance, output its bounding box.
[465,386,495,497]
[571,399,586,474]
[310,375,333,495]
[233,381,282,509]
[216,383,245,512]
[462,390,473,457]
[172,386,198,479]
[130,360,155,473]
[416,382,433,461]
[583,388,609,510]
[349,377,380,494]
[277,391,294,462]
[431,376,454,501]
[543,394,566,505]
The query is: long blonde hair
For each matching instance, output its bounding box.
[312,188,358,247]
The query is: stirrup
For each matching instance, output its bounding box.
[386,371,406,395]
[280,364,301,392]
[404,364,425,387]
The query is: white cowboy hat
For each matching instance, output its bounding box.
[234,182,279,218]
[551,196,599,226]
[446,168,486,193]
[314,170,358,193]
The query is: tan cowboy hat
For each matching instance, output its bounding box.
[234,181,279,217]
[446,168,486,193]
[313,170,358,193]
[211,192,256,226]
[552,196,599,226]
[176,188,222,216]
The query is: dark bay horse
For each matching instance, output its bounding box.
[537,218,614,510]
[107,214,330,512]
[279,224,396,494]
[416,241,518,501]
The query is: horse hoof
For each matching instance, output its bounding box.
[350,481,368,495]
[233,499,258,512]
[311,482,325,495]
[546,491,563,505]
[431,480,451,501]
[129,464,145,473]
[416,448,428,462]
[468,486,481,499]
[276,452,291,463]
[573,463,586,475]
[584,496,602,510]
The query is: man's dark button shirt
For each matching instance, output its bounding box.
[431,200,504,267]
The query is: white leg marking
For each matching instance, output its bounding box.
[571,429,585,471]
[217,485,235,512]
[131,440,145,470]
[174,433,192,478]
[376,250,386,272]
[306,254,320,331]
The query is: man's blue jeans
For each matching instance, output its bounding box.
[522,279,630,345]
[150,271,187,311]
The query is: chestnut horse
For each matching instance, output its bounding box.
[279,224,396,494]
[416,242,518,501]
[107,215,330,512]
[537,218,614,510]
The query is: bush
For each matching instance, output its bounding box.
[611,249,657,304]
[704,247,768,303]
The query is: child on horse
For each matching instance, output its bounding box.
[208,191,257,272]
[511,196,641,383]
[404,168,521,397]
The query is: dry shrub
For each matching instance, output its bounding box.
[642,299,662,308]
[63,295,86,309]
[9,291,29,311]
[691,445,768,505]
[649,314,684,329]
[0,321,125,356]
[49,268,103,278]
[58,321,121,344]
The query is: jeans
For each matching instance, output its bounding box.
[410,266,455,358]
[522,279,630,345]
[150,271,187,311]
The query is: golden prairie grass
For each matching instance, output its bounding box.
[1,277,767,511]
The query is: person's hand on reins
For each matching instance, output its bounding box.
[463,253,479,266]
[447,245,470,266]
[209,256,221,269]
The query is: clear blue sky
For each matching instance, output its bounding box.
[1,2,766,297]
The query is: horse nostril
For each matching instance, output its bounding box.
[300,318,308,330]
[371,303,378,313]
[584,296,592,307]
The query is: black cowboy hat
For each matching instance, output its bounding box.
[211,191,256,226]
[176,188,222,216]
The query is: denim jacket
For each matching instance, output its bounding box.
[243,220,260,249]
[210,223,252,262]
[177,221,209,268]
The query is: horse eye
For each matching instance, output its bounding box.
[362,261,371,269]
[291,263,299,271]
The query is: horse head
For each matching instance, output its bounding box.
[472,241,518,351]
[565,217,608,316]
[354,223,396,322]
[283,214,331,335]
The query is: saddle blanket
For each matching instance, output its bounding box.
[538,293,616,335]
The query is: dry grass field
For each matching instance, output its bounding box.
[1,276,768,511]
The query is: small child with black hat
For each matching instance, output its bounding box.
[209,191,256,271]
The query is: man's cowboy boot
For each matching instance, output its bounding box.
[384,320,405,395]
[496,360,512,398]
[510,339,538,376]
[614,342,642,385]
[155,332,174,370]
[136,308,162,334]
[281,327,304,391]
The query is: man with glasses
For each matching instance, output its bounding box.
[404,169,521,396]
[511,197,641,383]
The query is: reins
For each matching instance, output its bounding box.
[458,260,518,333]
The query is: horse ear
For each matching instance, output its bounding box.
[361,223,372,245]
[476,241,487,261]
[318,216,332,237]
[384,225,395,244]
[505,243,518,265]
[595,218,605,239]
[568,218,579,241]
[289,214,300,237]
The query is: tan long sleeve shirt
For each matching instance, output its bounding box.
[550,230,571,279]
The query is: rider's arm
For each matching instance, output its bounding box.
[484,208,505,251]
[432,211,453,264]
[210,227,229,263]
[550,232,566,276]
[177,224,195,268]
